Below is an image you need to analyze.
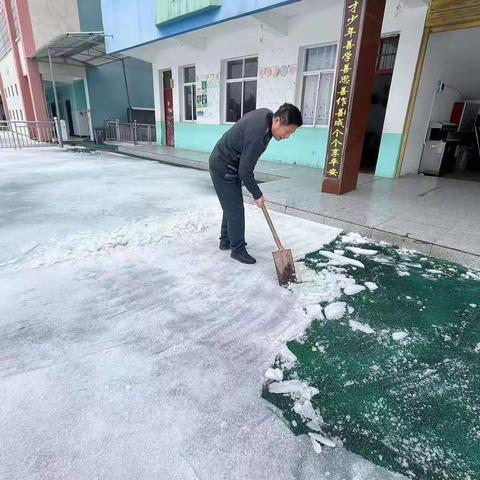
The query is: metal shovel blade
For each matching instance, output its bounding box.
[272,248,297,286]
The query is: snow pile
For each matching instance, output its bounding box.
[3,209,217,272]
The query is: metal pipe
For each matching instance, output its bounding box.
[121,59,133,123]
[48,48,62,146]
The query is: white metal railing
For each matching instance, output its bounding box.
[0,119,62,148]
[104,120,156,145]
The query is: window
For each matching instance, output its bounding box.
[9,0,19,39]
[14,83,18,96]
[182,65,196,121]
[300,45,337,126]
[0,6,10,59]
[225,56,258,123]
[376,35,399,73]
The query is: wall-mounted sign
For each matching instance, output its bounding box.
[156,0,223,26]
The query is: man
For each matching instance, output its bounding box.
[209,103,303,264]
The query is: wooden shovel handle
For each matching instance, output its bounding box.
[261,204,284,250]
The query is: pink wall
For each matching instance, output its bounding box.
[3,0,48,122]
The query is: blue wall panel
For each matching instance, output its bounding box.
[101,0,300,53]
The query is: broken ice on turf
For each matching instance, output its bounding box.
[392,331,409,341]
[349,320,375,335]
[345,246,378,256]
[364,281,378,291]
[344,284,366,296]
[268,380,319,400]
[324,302,347,320]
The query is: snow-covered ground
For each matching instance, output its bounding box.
[0,148,405,479]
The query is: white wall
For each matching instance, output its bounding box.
[129,0,426,146]
[0,49,26,120]
[402,27,480,175]
[28,0,80,49]
[380,1,427,134]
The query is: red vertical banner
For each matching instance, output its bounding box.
[322,0,386,195]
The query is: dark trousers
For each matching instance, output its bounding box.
[209,168,245,251]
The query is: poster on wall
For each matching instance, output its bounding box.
[196,77,208,117]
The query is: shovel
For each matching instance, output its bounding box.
[261,204,297,286]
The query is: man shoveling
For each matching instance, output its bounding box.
[209,103,303,264]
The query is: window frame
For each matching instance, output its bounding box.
[181,64,197,122]
[298,43,337,129]
[223,54,258,124]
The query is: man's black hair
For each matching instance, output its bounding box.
[273,103,303,127]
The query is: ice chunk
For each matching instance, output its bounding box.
[304,304,324,320]
[311,437,323,454]
[308,432,336,448]
[277,345,297,367]
[392,331,408,341]
[269,380,319,400]
[324,302,347,320]
[293,399,317,420]
[470,304,477,308]
[345,246,378,256]
[340,232,369,245]
[334,249,345,255]
[307,418,324,431]
[364,282,378,291]
[265,368,283,382]
[317,251,365,268]
[344,285,366,296]
[349,320,375,334]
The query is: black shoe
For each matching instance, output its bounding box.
[231,248,256,264]
[219,239,230,250]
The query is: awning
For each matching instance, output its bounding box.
[30,32,123,67]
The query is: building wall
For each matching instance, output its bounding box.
[0,49,25,120]
[101,0,301,54]
[86,57,155,128]
[27,0,80,49]
[77,0,103,31]
[128,0,427,175]
[75,0,155,129]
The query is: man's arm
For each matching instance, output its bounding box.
[238,138,265,200]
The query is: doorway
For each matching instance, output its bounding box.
[162,70,175,147]
[360,35,399,173]
[65,100,74,136]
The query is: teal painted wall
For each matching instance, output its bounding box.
[44,82,86,115]
[167,122,329,168]
[77,0,154,128]
[77,0,103,31]
[158,121,401,174]
[172,122,230,151]
[375,133,402,178]
[73,80,87,111]
[86,58,154,128]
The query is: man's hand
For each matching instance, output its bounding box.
[255,195,265,208]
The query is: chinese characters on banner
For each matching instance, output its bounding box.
[324,0,363,179]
